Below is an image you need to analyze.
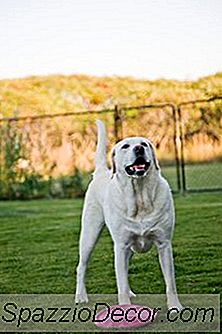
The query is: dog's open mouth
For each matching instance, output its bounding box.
[125,157,151,177]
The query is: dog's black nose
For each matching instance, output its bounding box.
[134,145,145,156]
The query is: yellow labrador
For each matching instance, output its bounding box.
[75,120,182,309]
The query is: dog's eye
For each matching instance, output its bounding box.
[121,144,130,149]
[141,142,148,147]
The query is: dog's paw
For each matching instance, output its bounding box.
[168,304,183,313]
[75,292,88,304]
[167,302,183,312]
[129,290,136,298]
[167,295,183,311]
[118,293,131,305]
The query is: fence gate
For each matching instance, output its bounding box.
[178,97,222,192]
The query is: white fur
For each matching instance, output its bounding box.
[75,120,182,309]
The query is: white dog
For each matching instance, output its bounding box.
[75,120,182,309]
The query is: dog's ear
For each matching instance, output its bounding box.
[148,142,160,170]
[111,148,116,177]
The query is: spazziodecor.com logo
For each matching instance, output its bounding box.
[0,294,220,332]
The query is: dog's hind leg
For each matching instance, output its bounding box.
[75,197,104,303]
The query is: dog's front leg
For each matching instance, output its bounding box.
[114,243,131,305]
[157,241,183,310]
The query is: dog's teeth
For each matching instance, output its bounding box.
[129,164,146,172]
[135,165,145,169]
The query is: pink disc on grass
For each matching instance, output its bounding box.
[94,304,156,329]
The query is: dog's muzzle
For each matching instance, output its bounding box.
[125,156,151,177]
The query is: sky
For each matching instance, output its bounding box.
[1,0,222,80]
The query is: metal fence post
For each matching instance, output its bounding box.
[114,105,123,142]
[177,105,186,193]
[172,104,181,193]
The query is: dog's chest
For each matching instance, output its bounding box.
[124,182,154,219]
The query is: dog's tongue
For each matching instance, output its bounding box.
[130,164,145,171]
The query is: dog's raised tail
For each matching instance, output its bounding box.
[95,120,107,171]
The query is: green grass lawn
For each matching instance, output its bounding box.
[0,193,222,297]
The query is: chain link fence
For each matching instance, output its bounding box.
[0,110,115,199]
[0,96,221,199]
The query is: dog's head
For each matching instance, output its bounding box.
[111,137,159,178]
